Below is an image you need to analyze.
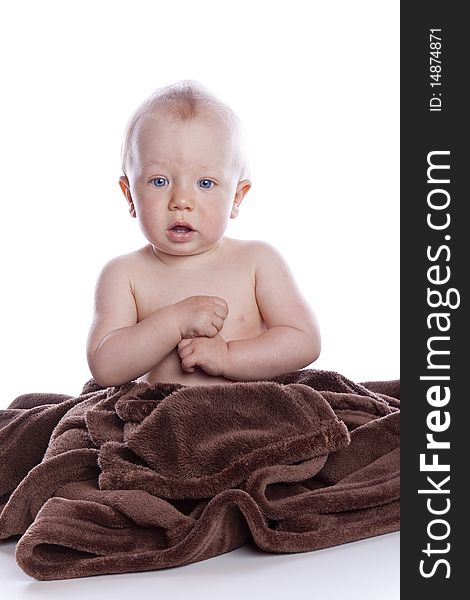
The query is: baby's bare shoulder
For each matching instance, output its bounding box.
[95,246,148,293]
[229,238,285,268]
[225,237,275,259]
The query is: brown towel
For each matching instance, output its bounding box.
[0,368,399,580]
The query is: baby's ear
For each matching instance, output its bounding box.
[119,176,136,218]
[230,179,251,219]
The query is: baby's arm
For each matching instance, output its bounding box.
[223,242,321,380]
[87,257,228,387]
[86,257,181,387]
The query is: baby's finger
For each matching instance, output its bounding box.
[181,355,196,372]
[178,344,193,359]
[213,297,229,316]
[178,338,193,351]
[203,324,219,338]
[212,316,224,332]
[214,306,228,322]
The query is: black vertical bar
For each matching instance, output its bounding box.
[401,1,466,596]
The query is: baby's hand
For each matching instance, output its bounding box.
[177,334,229,377]
[173,295,228,339]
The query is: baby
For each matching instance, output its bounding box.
[86,80,321,387]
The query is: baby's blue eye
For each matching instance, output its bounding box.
[151,177,167,188]
[199,179,214,189]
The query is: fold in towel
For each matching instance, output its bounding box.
[0,369,399,580]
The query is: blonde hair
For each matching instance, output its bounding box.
[120,79,250,181]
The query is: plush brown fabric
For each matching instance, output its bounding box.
[0,369,399,580]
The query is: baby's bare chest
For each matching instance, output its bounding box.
[132,259,265,341]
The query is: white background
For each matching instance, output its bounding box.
[0,1,399,596]
[0,0,399,403]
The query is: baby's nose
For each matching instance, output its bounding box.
[169,186,195,210]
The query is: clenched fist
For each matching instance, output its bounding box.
[177,333,229,376]
[173,295,229,339]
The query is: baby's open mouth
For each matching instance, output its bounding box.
[171,226,193,232]
[168,221,195,233]
[167,222,197,241]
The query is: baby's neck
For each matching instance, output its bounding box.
[148,238,226,270]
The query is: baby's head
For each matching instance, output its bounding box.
[119,80,251,261]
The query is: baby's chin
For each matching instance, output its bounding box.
[150,237,226,259]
